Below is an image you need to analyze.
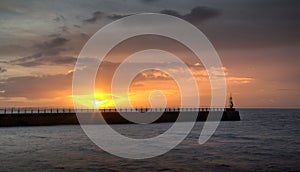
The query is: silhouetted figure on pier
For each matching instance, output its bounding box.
[230,95,234,109]
[228,94,236,111]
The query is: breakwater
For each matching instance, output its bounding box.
[0,108,240,127]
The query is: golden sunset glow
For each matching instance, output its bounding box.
[72,91,121,109]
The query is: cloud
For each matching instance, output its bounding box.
[276,88,295,92]
[82,11,132,21]
[73,24,81,28]
[104,6,220,22]
[0,73,72,99]
[53,15,65,23]
[9,36,76,67]
[160,6,220,24]
[184,6,220,23]
[227,77,254,84]
[36,37,68,49]
[138,70,172,81]
[12,55,76,67]
[0,67,7,73]
[84,11,103,23]
[11,52,42,66]
[159,9,181,18]
[107,14,131,20]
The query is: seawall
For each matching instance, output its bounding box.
[0,108,240,127]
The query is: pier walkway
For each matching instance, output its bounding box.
[0,107,229,115]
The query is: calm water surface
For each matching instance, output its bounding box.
[0,109,299,171]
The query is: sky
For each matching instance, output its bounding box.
[0,0,299,108]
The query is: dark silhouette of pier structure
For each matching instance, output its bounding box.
[0,106,240,127]
[0,107,230,114]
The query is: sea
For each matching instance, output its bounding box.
[0,109,299,171]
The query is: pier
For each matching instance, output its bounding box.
[0,107,240,127]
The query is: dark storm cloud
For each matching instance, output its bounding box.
[0,73,72,99]
[9,37,76,67]
[0,67,7,73]
[84,11,103,23]
[160,6,220,24]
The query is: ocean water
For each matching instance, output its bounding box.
[0,109,299,171]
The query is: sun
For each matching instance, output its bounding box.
[72,90,132,109]
[72,91,114,109]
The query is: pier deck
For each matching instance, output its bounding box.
[0,108,240,127]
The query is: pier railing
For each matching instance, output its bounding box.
[0,107,227,114]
